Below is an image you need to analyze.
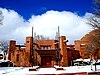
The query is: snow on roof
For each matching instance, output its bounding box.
[83,59,91,62]
[76,58,83,61]
[98,60,100,62]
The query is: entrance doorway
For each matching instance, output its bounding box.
[41,56,52,66]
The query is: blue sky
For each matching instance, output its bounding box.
[0,0,94,44]
[0,0,93,20]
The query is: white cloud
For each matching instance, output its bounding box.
[0,8,29,43]
[0,8,92,44]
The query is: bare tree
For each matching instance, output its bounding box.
[87,0,100,30]
[0,40,9,51]
[0,10,3,25]
[86,0,100,51]
[87,16,100,31]
[88,30,100,48]
[0,40,9,60]
[81,30,100,60]
[93,0,100,17]
[85,44,95,57]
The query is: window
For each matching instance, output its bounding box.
[16,54,19,62]
[84,54,86,56]
[41,47,44,49]
[41,46,51,50]
[48,46,50,50]
[27,41,29,43]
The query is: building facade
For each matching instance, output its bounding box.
[8,36,80,67]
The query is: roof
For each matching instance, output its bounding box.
[67,44,75,47]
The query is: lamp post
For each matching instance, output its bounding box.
[90,54,93,70]
[94,56,98,71]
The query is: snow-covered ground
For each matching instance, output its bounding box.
[0,65,100,75]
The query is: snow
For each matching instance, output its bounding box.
[83,59,91,62]
[0,65,100,75]
[0,67,26,75]
[76,58,83,61]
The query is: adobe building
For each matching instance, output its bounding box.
[67,44,81,66]
[75,29,100,60]
[8,36,80,67]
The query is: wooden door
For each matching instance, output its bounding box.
[42,56,51,66]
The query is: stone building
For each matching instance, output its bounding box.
[8,36,80,67]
